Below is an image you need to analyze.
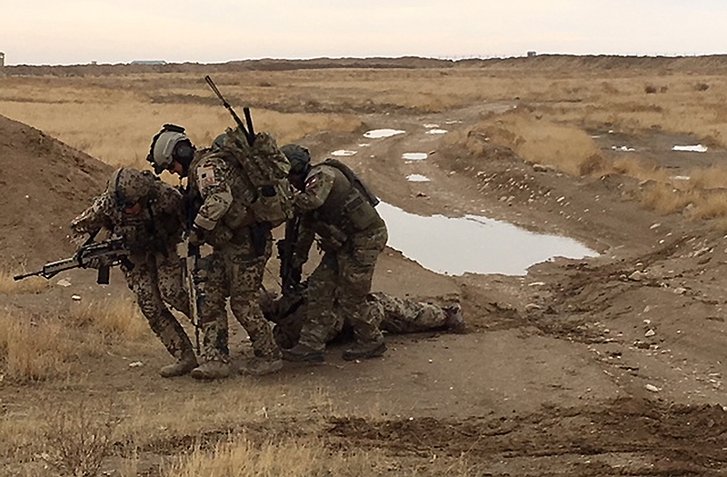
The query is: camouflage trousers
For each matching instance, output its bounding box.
[299,226,388,351]
[123,250,195,361]
[196,235,280,362]
[270,291,448,349]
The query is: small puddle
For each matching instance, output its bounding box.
[331,150,357,157]
[612,145,636,152]
[426,129,448,135]
[406,174,431,182]
[364,129,406,139]
[423,123,439,128]
[402,152,428,161]
[377,202,598,276]
[672,144,708,153]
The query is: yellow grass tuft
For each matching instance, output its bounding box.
[0,311,72,382]
[163,436,377,477]
[640,183,697,215]
[0,270,49,294]
[68,298,147,341]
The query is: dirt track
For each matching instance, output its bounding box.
[3,94,727,475]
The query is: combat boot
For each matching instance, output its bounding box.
[190,360,231,380]
[281,343,325,363]
[342,340,386,361]
[159,355,198,378]
[240,357,284,376]
[444,304,468,334]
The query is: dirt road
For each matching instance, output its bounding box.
[2,98,727,475]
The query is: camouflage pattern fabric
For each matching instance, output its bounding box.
[195,235,279,362]
[298,225,388,351]
[188,151,280,363]
[267,290,448,349]
[368,292,447,334]
[70,168,194,361]
[123,250,195,361]
[187,150,256,246]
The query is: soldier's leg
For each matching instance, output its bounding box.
[371,292,448,334]
[193,253,231,369]
[156,251,190,318]
[337,230,388,357]
[123,256,197,375]
[227,251,281,361]
[298,253,341,351]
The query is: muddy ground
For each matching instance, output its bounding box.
[2,95,727,476]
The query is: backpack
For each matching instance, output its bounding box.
[215,127,294,227]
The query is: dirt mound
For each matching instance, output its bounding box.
[0,115,111,269]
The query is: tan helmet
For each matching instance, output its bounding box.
[108,167,156,209]
[147,124,195,175]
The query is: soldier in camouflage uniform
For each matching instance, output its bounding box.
[147,124,282,379]
[262,288,467,350]
[70,167,198,378]
[279,144,389,362]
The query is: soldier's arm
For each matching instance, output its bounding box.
[70,193,114,236]
[292,215,316,267]
[193,158,234,232]
[294,166,336,212]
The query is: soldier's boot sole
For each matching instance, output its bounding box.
[190,361,232,380]
[342,341,387,361]
[159,358,198,378]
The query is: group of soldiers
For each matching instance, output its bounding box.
[69,124,467,380]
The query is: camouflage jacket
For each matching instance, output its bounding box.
[187,148,257,247]
[71,178,185,254]
[293,163,384,261]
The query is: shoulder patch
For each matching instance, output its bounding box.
[198,165,217,189]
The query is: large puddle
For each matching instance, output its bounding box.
[377,202,598,276]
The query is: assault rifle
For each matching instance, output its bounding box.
[14,237,129,285]
[204,75,256,146]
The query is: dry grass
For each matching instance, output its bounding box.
[163,435,379,477]
[42,402,117,477]
[67,298,148,342]
[0,311,73,382]
[0,270,49,294]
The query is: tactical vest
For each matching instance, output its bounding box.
[310,163,382,234]
[213,128,294,227]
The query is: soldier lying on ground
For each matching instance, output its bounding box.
[262,288,467,350]
[70,167,198,378]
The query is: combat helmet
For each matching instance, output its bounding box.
[146,124,196,175]
[108,167,156,210]
[280,144,311,176]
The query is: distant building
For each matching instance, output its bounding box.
[130,60,167,65]
[0,52,5,67]
[527,51,537,58]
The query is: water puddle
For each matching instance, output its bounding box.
[672,144,708,153]
[406,174,431,182]
[331,150,357,157]
[402,152,428,161]
[364,129,406,139]
[426,129,448,135]
[612,145,636,152]
[423,123,439,128]
[377,202,598,276]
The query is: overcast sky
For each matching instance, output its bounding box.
[3,0,725,65]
